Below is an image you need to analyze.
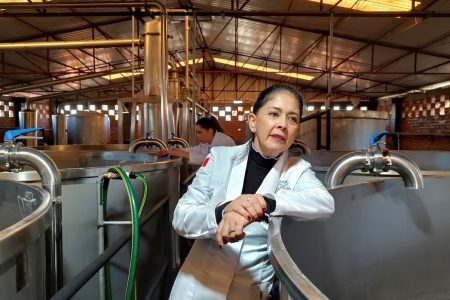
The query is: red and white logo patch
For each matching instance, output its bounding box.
[202,156,210,167]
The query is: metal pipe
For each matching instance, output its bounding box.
[289,140,311,155]
[325,151,367,189]
[128,137,167,152]
[0,39,140,51]
[389,151,424,189]
[0,3,449,18]
[0,143,62,294]
[1,66,135,95]
[325,150,424,189]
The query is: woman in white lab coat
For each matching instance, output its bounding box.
[170,83,334,300]
[157,116,235,165]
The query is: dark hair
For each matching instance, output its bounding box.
[252,83,303,118]
[196,116,224,133]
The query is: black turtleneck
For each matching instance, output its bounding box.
[215,145,278,224]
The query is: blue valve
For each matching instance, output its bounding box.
[4,128,44,141]
[370,130,389,145]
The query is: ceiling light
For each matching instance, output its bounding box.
[307,0,420,12]
[213,57,314,81]
[421,80,450,91]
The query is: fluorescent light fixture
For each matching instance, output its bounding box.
[60,109,64,114]
[233,100,243,104]
[307,0,420,11]
[238,115,244,121]
[70,109,77,115]
[225,115,231,121]
[238,106,243,112]
[177,58,204,67]
[4,106,8,111]
[64,105,71,111]
[114,105,118,110]
[102,69,144,80]
[102,105,108,111]
[219,110,226,117]
[421,80,450,91]
[77,104,83,111]
[89,104,96,111]
[360,106,368,111]
[115,114,119,120]
[8,102,13,106]
[307,105,315,111]
[108,109,115,116]
[0,101,3,105]
[96,110,102,113]
[8,111,13,118]
[212,106,219,112]
[346,105,354,111]
[320,105,326,110]
[225,106,232,112]
[0,111,4,117]
[213,57,314,81]
[102,58,204,80]
[333,105,340,111]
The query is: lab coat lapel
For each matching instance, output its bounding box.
[225,155,248,201]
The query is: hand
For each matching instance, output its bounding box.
[156,149,170,157]
[216,211,250,249]
[223,194,267,222]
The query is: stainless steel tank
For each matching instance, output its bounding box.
[0,149,181,299]
[66,112,110,144]
[18,108,38,147]
[301,110,389,151]
[0,180,52,300]
[269,175,450,299]
[51,114,67,145]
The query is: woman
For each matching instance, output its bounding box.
[170,84,334,300]
[157,116,235,165]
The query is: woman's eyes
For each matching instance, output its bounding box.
[268,112,299,124]
[288,116,299,124]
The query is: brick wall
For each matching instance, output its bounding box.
[398,91,450,151]
[209,101,253,145]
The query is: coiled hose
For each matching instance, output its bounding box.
[99,166,148,300]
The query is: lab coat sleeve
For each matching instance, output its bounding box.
[268,167,334,221]
[188,144,210,165]
[172,150,219,239]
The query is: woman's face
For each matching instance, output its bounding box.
[196,125,215,144]
[248,91,301,157]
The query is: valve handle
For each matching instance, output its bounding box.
[4,128,44,141]
[370,130,389,145]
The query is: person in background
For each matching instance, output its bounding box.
[157,116,235,165]
[169,83,334,300]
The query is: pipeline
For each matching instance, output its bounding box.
[0,128,62,295]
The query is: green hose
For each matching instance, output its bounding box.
[100,166,148,300]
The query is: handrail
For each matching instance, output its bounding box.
[50,196,170,300]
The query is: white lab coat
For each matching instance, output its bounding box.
[170,141,334,300]
[187,131,235,165]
